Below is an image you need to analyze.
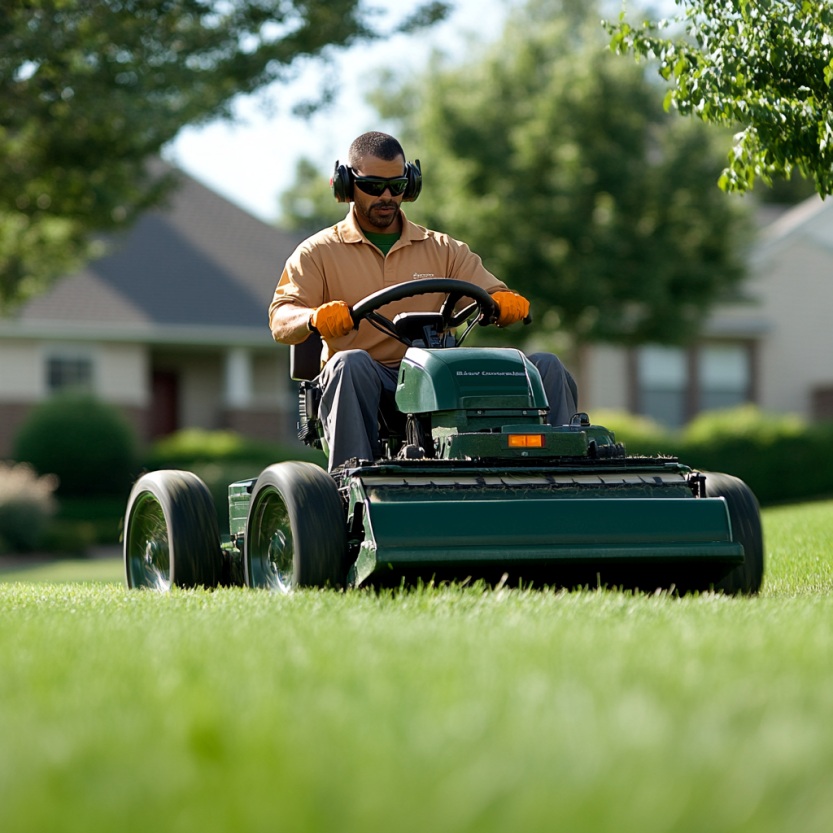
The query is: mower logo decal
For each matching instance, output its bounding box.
[456,371,526,377]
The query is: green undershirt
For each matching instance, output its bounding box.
[363,230,401,256]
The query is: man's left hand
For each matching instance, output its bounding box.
[491,291,530,327]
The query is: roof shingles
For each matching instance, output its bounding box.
[15,165,303,333]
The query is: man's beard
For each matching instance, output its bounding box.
[358,200,400,230]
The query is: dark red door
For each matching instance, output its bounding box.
[150,370,179,438]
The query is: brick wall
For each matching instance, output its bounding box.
[812,386,833,420]
[0,402,32,458]
[222,405,297,446]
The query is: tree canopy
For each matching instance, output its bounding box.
[608,0,833,196]
[278,157,347,232]
[363,0,750,346]
[0,0,449,310]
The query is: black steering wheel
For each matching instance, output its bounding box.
[349,278,499,345]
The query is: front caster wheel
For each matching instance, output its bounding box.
[124,470,223,590]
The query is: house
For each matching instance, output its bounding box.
[580,195,833,427]
[0,164,305,457]
[2,173,831,457]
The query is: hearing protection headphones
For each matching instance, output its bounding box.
[330,159,422,203]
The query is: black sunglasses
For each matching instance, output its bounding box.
[352,172,409,197]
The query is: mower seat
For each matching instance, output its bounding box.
[290,332,406,454]
[290,331,324,382]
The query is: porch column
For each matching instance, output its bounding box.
[224,347,253,407]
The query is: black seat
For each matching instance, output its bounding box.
[291,332,405,454]
[290,331,324,382]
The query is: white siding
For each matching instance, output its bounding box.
[96,343,147,405]
[0,341,42,399]
[582,344,629,412]
[752,239,833,416]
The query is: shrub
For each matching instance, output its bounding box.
[142,429,325,535]
[679,406,833,504]
[682,404,806,446]
[589,409,678,456]
[148,429,274,465]
[590,405,833,504]
[39,519,98,557]
[0,462,58,553]
[13,393,139,497]
[145,428,324,469]
[58,496,129,546]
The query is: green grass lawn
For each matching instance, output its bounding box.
[1,501,832,833]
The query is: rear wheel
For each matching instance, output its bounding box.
[244,462,347,591]
[704,471,764,595]
[124,470,223,590]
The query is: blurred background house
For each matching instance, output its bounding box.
[0,165,304,456]
[582,195,833,427]
[2,169,832,458]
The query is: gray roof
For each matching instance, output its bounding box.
[4,162,304,347]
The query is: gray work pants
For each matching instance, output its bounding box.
[316,349,578,471]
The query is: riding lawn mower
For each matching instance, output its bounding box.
[123,279,764,594]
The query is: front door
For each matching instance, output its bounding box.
[150,370,179,438]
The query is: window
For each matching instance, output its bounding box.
[637,346,688,427]
[635,342,753,427]
[699,344,750,412]
[46,354,93,393]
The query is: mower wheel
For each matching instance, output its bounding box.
[704,471,764,595]
[244,462,347,591]
[124,470,223,590]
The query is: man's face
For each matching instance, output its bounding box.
[351,153,407,233]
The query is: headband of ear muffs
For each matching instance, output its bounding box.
[331,159,422,203]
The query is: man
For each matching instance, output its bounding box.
[269,131,578,470]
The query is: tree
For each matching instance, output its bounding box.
[608,0,833,196]
[368,0,750,345]
[278,157,347,232]
[0,0,449,310]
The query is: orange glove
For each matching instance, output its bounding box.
[491,291,530,327]
[310,301,354,339]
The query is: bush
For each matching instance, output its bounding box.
[679,406,833,504]
[57,496,128,547]
[0,462,58,553]
[589,409,677,456]
[142,429,325,535]
[39,519,98,557]
[682,404,806,446]
[145,428,324,469]
[591,405,833,505]
[147,428,289,467]
[13,393,139,498]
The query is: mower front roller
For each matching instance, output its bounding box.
[343,464,752,592]
[705,471,764,594]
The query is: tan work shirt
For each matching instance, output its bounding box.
[269,208,507,366]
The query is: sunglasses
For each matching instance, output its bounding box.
[352,172,409,197]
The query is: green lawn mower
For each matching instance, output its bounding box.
[123,279,764,594]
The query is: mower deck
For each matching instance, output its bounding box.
[336,457,743,590]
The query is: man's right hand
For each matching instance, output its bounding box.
[310,300,354,339]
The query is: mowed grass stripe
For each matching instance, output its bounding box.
[0,501,832,832]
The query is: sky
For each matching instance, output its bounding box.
[162,0,516,223]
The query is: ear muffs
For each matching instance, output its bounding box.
[404,160,422,202]
[331,159,422,203]
[330,161,353,203]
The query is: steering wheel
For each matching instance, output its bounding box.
[349,278,499,345]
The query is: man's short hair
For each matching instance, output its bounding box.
[348,132,405,168]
